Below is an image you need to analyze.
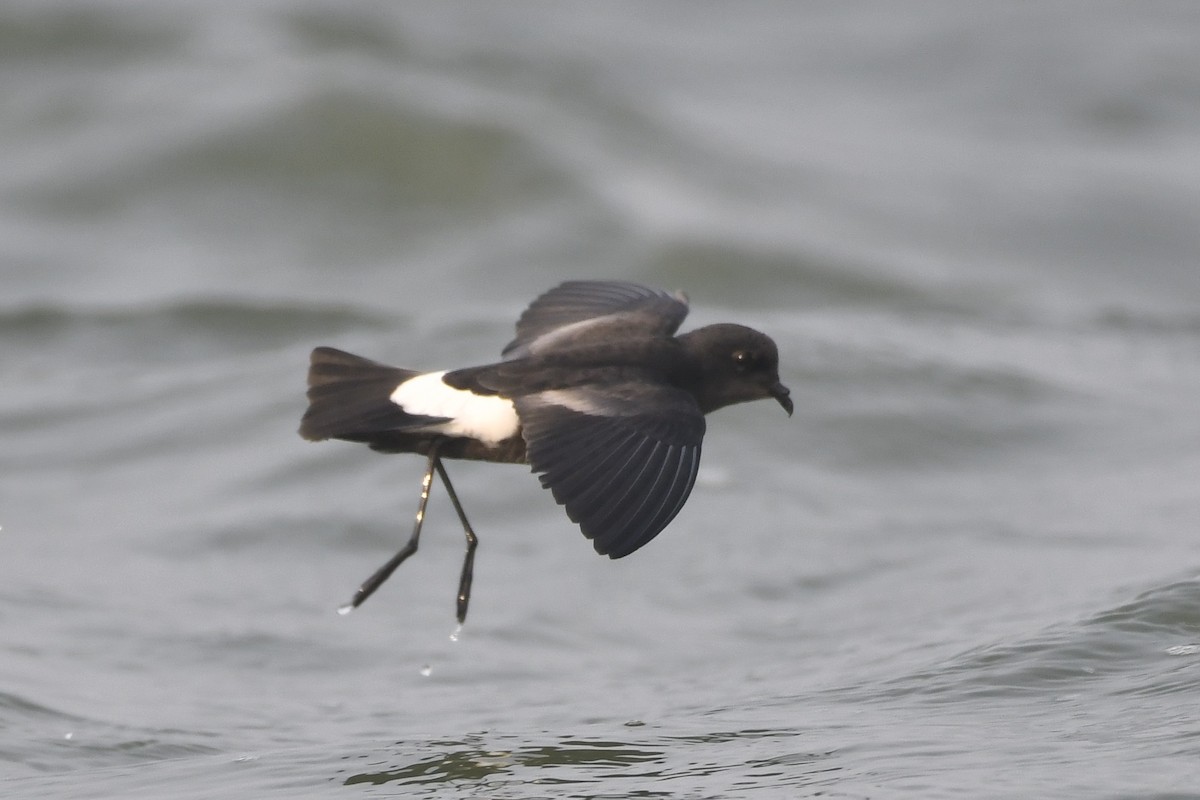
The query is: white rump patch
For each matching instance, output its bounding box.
[390,371,519,445]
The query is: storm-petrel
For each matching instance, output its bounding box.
[299,279,791,623]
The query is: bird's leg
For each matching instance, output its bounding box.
[434,459,478,624]
[340,444,440,613]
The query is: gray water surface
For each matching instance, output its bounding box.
[3,3,1200,798]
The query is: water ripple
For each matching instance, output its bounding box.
[888,577,1200,703]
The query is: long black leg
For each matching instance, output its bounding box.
[340,445,440,613]
[434,459,478,624]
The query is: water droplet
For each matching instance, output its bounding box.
[63,731,73,741]
[449,624,463,642]
[420,664,432,677]
[336,603,354,616]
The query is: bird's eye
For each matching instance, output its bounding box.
[732,350,755,372]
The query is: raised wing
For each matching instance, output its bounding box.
[515,382,704,558]
[502,280,689,359]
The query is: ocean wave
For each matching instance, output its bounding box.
[889,577,1200,702]
[0,298,390,362]
[0,689,221,776]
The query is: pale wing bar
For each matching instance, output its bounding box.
[502,280,689,359]
[516,384,705,558]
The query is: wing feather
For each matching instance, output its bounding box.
[595,443,676,550]
[502,280,689,359]
[515,382,705,558]
[613,443,701,558]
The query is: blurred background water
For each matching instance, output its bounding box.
[3,2,1200,797]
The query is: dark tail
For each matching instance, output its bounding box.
[299,347,419,442]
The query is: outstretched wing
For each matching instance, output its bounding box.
[502,280,689,359]
[515,382,704,558]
